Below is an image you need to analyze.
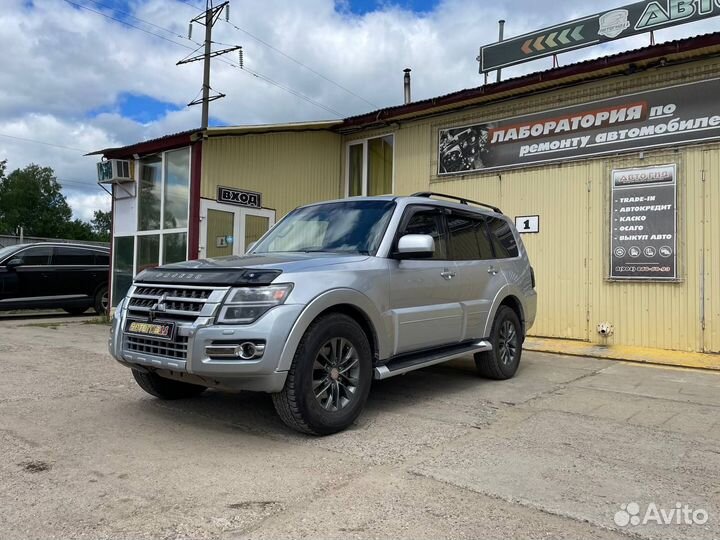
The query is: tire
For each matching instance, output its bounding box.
[93,285,109,315]
[272,313,372,436]
[475,306,523,380]
[63,306,89,316]
[131,369,206,400]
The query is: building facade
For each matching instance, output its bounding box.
[96,33,720,355]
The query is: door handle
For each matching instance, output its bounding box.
[487,266,499,275]
[440,270,456,280]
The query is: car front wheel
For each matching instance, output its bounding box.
[475,306,523,380]
[272,313,372,436]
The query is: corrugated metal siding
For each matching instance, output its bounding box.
[202,132,342,219]
[704,149,720,352]
[589,149,703,352]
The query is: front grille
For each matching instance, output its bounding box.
[126,284,224,323]
[125,334,189,360]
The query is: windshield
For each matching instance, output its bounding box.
[252,200,396,255]
[0,245,20,263]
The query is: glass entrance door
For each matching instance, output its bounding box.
[200,200,275,259]
[206,209,235,258]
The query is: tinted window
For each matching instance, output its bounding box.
[18,246,52,265]
[447,214,494,261]
[53,247,94,265]
[487,217,519,258]
[402,210,447,260]
[95,253,110,266]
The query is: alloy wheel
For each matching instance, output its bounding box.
[498,320,518,366]
[312,338,360,412]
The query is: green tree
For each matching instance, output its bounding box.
[62,219,96,241]
[0,164,72,237]
[90,210,111,242]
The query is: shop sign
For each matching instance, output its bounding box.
[217,186,262,208]
[480,0,720,72]
[438,78,720,175]
[610,164,677,281]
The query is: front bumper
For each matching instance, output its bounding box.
[109,302,303,393]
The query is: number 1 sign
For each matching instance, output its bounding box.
[515,215,540,234]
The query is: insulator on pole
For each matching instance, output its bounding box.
[225,4,230,21]
[188,22,193,39]
[238,47,244,68]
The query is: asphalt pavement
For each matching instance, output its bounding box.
[0,315,718,539]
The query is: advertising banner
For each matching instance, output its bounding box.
[610,164,677,281]
[480,0,720,72]
[437,78,720,175]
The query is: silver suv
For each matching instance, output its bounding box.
[109,193,537,435]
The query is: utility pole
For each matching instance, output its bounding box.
[177,1,240,129]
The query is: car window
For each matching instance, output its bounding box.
[17,246,52,265]
[94,253,110,266]
[52,247,95,265]
[487,217,519,259]
[448,214,494,261]
[401,210,448,260]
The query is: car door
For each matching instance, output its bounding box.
[388,205,464,355]
[11,245,54,300]
[51,246,102,299]
[446,211,508,341]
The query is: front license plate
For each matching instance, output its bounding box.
[125,320,175,340]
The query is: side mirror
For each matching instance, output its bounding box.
[5,258,23,270]
[245,241,257,254]
[396,234,435,259]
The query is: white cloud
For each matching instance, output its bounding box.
[0,0,718,222]
[66,191,112,222]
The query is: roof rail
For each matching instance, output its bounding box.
[410,192,502,214]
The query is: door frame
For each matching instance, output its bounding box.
[199,199,275,258]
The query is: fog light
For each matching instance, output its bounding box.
[205,342,265,360]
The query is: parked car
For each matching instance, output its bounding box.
[109,193,537,435]
[0,242,110,315]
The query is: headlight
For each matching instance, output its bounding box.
[217,284,293,324]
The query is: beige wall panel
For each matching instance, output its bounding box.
[703,147,720,352]
[202,132,343,219]
[586,147,708,351]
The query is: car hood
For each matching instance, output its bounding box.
[134,253,369,286]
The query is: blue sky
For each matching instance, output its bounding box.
[344,0,439,14]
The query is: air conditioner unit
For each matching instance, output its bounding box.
[97,159,133,184]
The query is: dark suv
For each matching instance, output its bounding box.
[0,242,110,315]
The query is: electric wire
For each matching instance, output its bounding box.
[64,0,345,116]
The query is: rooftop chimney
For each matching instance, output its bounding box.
[403,68,412,105]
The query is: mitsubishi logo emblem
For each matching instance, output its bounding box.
[148,293,168,323]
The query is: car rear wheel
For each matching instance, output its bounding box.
[131,369,206,400]
[475,306,523,380]
[272,313,372,436]
[93,286,109,315]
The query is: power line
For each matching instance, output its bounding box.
[0,133,90,153]
[63,0,193,50]
[64,0,345,117]
[222,19,379,108]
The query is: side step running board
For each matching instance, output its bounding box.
[374,340,492,380]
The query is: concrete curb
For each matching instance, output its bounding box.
[525,337,720,372]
